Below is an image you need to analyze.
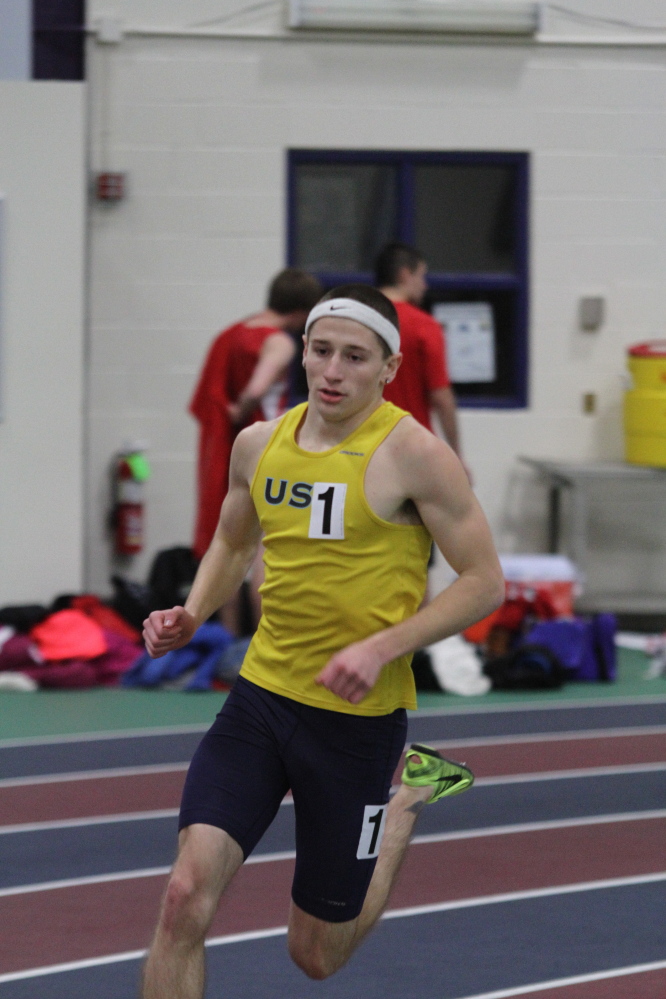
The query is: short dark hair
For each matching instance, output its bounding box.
[374,242,425,288]
[267,268,323,314]
[316,283,398,359]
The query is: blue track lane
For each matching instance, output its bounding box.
[1,882,664,999]
[0,732,204,780]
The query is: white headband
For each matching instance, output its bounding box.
[305,298,400,355]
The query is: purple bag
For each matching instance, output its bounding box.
[523,614,616,682]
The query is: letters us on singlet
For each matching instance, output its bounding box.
[264,477,348,540]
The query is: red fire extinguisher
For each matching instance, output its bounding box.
[113,447,151,555]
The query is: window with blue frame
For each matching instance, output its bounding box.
[287,150,529,408]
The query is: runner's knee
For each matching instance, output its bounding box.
[287,911,356,981]
[160,870,216,942]
[288,937,346,980]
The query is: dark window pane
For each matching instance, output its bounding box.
[33,0,85,80]
[415,164,516,274]
[294,164,397,272]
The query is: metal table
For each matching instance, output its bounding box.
[519,457,666,613]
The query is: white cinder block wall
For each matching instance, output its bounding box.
[85,1,666,604]
[0,83,86,605]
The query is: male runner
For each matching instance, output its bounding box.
[376,242,469,479]
[142,285,504,996]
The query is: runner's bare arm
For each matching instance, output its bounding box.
[143,422,272,657]
[317,423,503,703]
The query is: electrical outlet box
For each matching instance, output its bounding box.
[579,296,605,331]
[582,392,597,414]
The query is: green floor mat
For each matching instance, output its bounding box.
[0,649,664,743]
[0,688,226,742]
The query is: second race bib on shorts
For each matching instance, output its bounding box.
[356,803,388,859]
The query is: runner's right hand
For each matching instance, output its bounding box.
[143,606,197,658]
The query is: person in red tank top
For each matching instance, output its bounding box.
[190,269,321,630]
[376,242,470,481]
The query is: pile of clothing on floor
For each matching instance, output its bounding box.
[477,592,617,689]
[413,589,618,696]
[0,595,250,693]
[0,596,144,691]
[122,626,250,692]
[0,547,253,692]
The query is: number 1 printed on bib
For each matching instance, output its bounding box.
[356,803,388,859]
[308,482,347,540]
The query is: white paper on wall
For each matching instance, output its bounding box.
[433,302,496,384]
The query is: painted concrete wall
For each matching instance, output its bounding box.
[88,0,666,38]
[0,83,86,604]
[84,5,666,605]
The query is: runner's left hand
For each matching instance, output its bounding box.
[315,642,384,704]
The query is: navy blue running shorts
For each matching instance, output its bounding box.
[179,676,407,923]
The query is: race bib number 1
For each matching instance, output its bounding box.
[308,482,347,540]
[356,803,388,860]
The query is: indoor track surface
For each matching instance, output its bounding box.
[1,696,665,998]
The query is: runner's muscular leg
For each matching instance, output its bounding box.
[142,823,244,999]
[287,782,431,980]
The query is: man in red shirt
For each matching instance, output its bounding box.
[375,242,469,479]
[190,268,321,629]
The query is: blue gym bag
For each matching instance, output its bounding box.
[522,614,617,682]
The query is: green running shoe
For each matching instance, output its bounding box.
[401,744,474,803]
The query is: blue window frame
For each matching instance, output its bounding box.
[287,149,529,408]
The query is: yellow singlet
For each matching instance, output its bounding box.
[240,401,432,716]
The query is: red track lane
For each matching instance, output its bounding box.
[2,733,665,827]
[514,968,666,998]
[0,772,186,826]
[430,732,666,775]
[0,818,664,975]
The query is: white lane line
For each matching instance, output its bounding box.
[0,797,295,836]
[0,809,180,836]
[410,808,666,845]
[452,958,666,998]
[473,761,666,785]
[0,949,150,985]
[3,725,665,790]
[0,723,209,749]
[0,847,300,899]
[2,763,664,836]
[0,925,290,985]
[5,753,666,800]
[0,762,190,789]
[381,871,666,921]
[2,809,665,898]
[1,753,663,794]
[0,866,172,898]
[410,694,666,717]
[2,694,665,750]
[1,872,665,985]
[421,724,666,749]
